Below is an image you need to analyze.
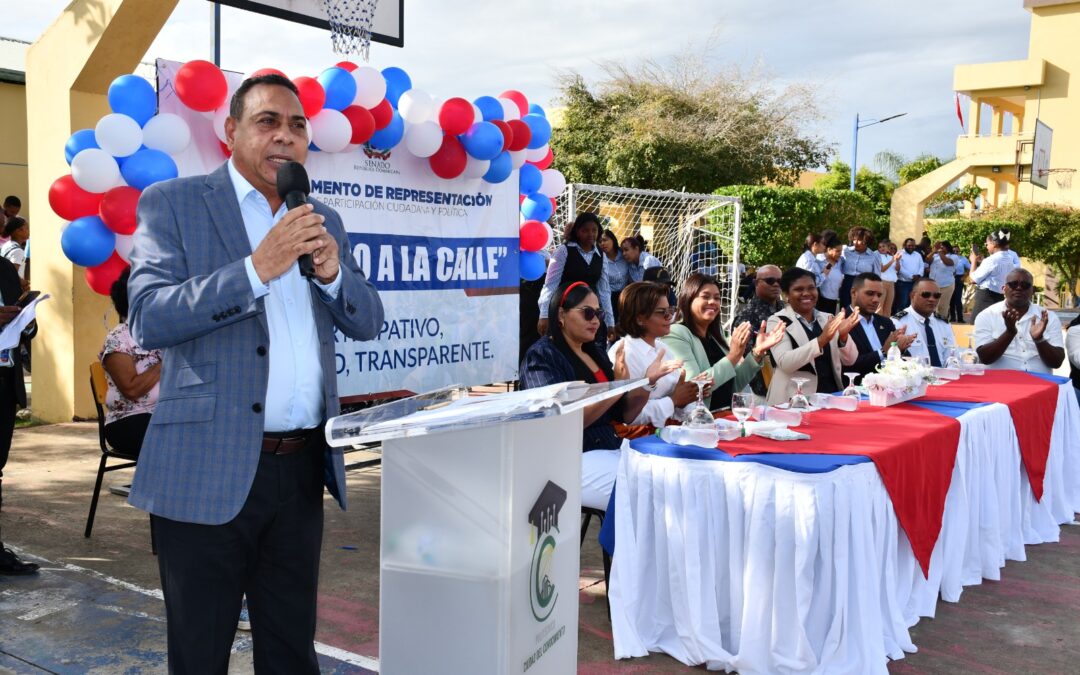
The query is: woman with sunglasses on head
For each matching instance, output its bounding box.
[606,282,704,427]
[665,273,788,406]
[520,282,682,509]
[620,234,663,283]
[968,228,1020,322]
[598,228,629,322]
[764,267,861,406]
[537,212,615,346]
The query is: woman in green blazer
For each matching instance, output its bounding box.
[660,273,787,410]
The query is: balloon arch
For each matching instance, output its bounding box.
[50,61,562,295]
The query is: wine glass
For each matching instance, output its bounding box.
[684,378,714,428]
[789,376,812,410]
[841,372,860,400]
[731,392,753,436]
[944,346,960,370]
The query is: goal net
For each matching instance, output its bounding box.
[552,184,743,327]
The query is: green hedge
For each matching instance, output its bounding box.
[710,186,877,267]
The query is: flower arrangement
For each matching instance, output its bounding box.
[863,359,934,406]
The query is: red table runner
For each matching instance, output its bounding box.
[920,370,1059,501]
[721,403,960,577]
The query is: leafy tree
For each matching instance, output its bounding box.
[550,52,832,193]
[813,161,892,231]
[898,155,944,185]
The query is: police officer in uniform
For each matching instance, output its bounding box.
[893,278,956,367]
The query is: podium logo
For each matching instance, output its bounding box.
[527,481,567,623]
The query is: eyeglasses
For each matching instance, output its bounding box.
[572,306,602,321]
[652,307,678,319]
[918,292,943,299]
[1005,280,1033,291]
[757,277,780,285]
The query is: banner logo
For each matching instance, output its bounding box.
[363,144,392,161]
[527,481,567,623]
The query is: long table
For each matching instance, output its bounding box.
[607,375,1080,674]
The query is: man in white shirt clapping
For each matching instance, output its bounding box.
[973,268,1064,374]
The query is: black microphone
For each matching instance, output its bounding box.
[275,160,316,279]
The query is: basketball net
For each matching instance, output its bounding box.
[320,0,380,60]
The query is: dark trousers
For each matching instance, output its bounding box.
[893,280,914,314]
[0,370,17,542]
[153,436,325,674]
[104,412,151,458]
[948,279,966,322]
[816,296,838,315]
[839,275,856,309]
[970,288,1004,324]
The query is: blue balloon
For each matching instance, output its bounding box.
[121,148,178,190]
[521,192,553,222]
[369,112,405,150]
[117,145,147,170]
[522,113,552,150]
[461,122,504,161]
[108,74,157,126]
[65,129,99,165]
[62,216,116,267]
[528,103,547,118]
[309,141,322,152]
[519,163,543,195]
[519,251,546,281]
[381,67,412,108]
[474,96,504,122]
[483,151,513,184]
[318,67,358,111]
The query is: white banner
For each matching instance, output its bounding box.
[155,59,520,399]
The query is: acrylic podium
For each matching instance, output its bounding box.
[325,380,643,675]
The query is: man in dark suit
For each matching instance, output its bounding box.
[842,272,915,382]
[128,74,383,672]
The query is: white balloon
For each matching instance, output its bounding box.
[404,121,444,158]
[526,144,549,162]
[212,105,230,144]
[310,109,352,153]
[115,234,135,263]
[95,113,143,157]
[472,103,483,125]
[398,89,434,125]
[543,223,554,249]
[499,97,520,121]
[142,113,192,155]
[352,66,387,108]
[463,155,490,179]
[509,149,528,169]
[539,169,567,198]
[71,148,120,194]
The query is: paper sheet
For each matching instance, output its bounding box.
[0,294,49,351]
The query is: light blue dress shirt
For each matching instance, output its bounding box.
[969,250,1017,292]
[228,160,342,432]
[840,247,879,276]
[796,250,825,286]
[859,314,884,356]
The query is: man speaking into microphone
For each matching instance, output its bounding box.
[128,73,383,673]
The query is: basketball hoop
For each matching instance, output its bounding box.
[1048,168,1075,190]
[320,0,380,60]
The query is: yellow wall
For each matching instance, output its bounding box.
[0,82,28,217]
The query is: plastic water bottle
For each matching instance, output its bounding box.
[887,341,901,362]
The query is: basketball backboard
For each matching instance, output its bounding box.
[209,0,403,47]
[1031,119,1052,189]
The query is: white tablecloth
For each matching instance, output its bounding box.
[609,383,1080,674]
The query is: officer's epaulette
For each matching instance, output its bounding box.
[892,309,909,320]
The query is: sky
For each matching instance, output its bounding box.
[5,0,1034,175]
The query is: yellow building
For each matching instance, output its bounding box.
[891,0,1080,240]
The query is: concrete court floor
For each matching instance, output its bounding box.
[1,422,1078,674]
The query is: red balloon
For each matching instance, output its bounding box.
[500,90,529,117]
[491,119,513,152]
[550,197,558,213]
[428,136,467,179]
[507,119,532,151]
[49,175,104,221]
[369,99,393,130]
[250,67,287,79]
[219,140,232,158]
[99,186,141,235]
[342,105,376,144]
[175,60,228,112]
[293,77,326,117]
[438,98,474,136]
[335,61,358,72]
[519,220,549,252]
[519,194,526,205]
[528,146,555,170]
[85,252,130,296]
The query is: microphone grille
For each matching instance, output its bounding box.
[275,161,310,199]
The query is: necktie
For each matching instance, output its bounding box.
[924,318,942,367]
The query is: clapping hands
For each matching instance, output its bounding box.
[1030,309,1049,342]
[752,320,786,358]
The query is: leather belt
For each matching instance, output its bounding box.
[261,429,315,455]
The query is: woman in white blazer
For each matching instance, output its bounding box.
[765,267,861,405]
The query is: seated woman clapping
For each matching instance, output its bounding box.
[99,269,162,457]
[520,281,681,509]
[660,273,787,411]
[607,282,705,426]
[765,267,861,405]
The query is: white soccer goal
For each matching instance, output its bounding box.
[552,184,743,327]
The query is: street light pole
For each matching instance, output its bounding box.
[850,112,908,191]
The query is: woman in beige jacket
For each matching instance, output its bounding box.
[765,267,861,405]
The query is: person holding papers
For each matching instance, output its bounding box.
[520,281,680,509]
[973,268,1064,374]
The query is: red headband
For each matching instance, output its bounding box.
[560,281,589,306]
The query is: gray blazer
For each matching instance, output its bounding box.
[127,163,383,525]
